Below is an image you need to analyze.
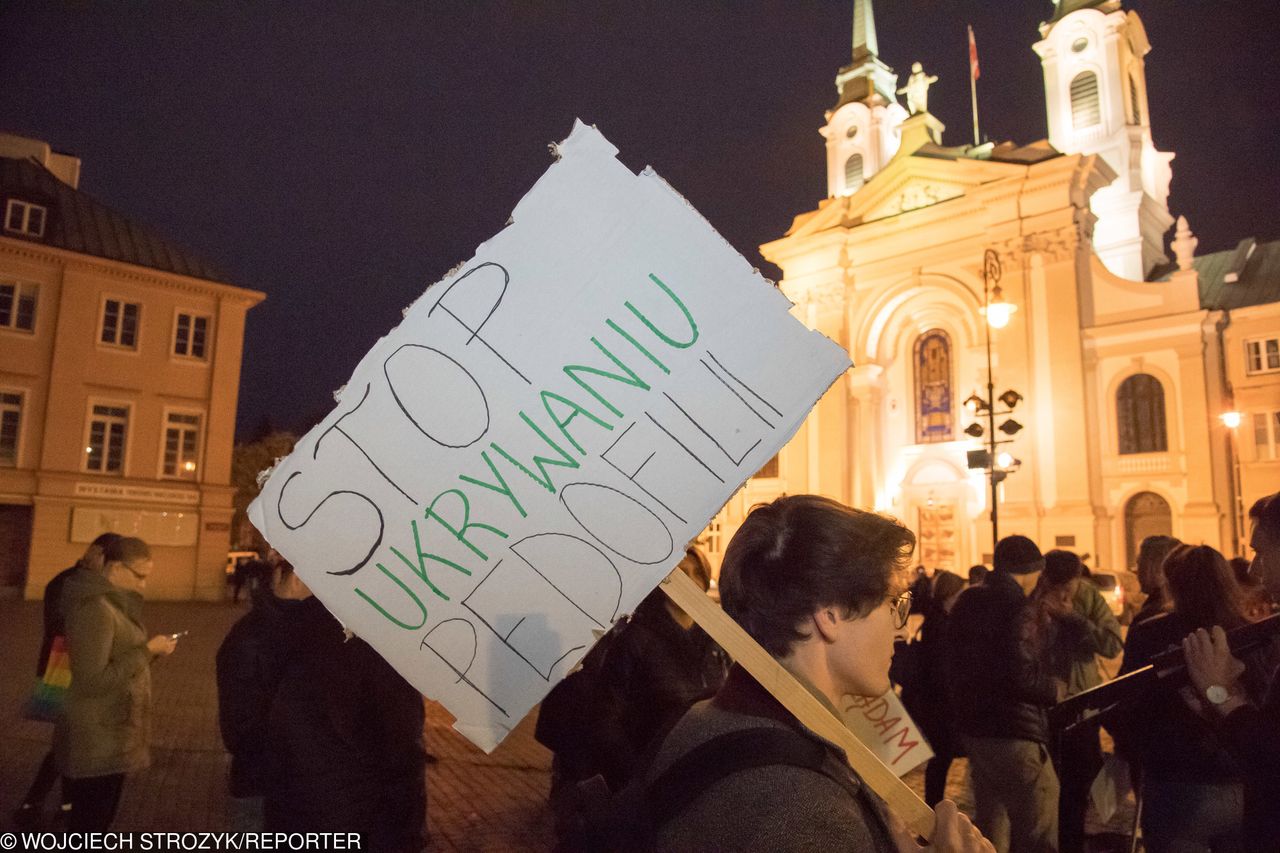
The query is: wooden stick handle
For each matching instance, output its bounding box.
[661,568,935,839]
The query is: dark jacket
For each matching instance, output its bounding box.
[37,565,82,676]
[54,569,153,778]
[264,595,427,853]
[1217,652,1280,851]
[215,583,297,798]
[945,570,1058,744]
[898,608,962,758]
[646,665,895,852]
[1115,612,1243,783]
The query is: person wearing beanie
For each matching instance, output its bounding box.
[945,535,1060,853]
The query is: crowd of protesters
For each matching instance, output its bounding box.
[13,488,1279,853]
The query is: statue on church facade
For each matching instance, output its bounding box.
[898,62,938,115]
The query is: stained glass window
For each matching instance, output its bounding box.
[915,329,953,443]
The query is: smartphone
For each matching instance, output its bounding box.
[170,630,189,640]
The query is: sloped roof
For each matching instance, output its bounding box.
[1193,239,1280,311]
[0,155,232,284]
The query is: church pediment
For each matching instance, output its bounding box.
[860,177,967,222]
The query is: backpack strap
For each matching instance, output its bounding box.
[645,726,859,831]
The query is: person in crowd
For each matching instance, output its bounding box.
[967,564,989,587]
[54,537,177,831]
[1184,492,1280,851]
[539,545,727,838]
[947,534,1060,853]
[13,533,122,830]
[1229,555,1274,622]
[216,557,310,831]
[899,569,967,808]
[910,564,934,615]
[1132,535,1180,626]
[1118,543,1266,852]
[1033,550,1121,853]
[644,494,992,852]
[263,567,428,852]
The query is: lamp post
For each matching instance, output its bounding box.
[1220,410,1244,557]
[964,249,1022,550]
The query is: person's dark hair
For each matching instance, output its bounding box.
[1229,556,1256,587]
[718,495,915,658]
[967,564,989,586]
[1042,550,1083,587]
[993,535,1043,574]
[1163,543,1248,631]
[103,537,150,567]
[931,571,965,605]
[680,545,713,592]
[1249,493,1280,541]
[1136,535,1180,595]
[78,532,123,572]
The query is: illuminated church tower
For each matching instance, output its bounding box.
[1034,0,1174,279]
[820,0,910,198]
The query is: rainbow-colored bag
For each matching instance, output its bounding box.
[23,636,71,722]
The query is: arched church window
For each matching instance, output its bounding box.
[914,329,953,444]
[844,152,865,193]
[1116,373,1168,454]
[1129,75,1142,125]
[1070,71,1101,129]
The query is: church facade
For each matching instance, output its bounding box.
[706,0,1280,574]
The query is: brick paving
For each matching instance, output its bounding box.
[1,597,1134,850]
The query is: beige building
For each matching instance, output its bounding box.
[707,0,1280,573]
[0,133,264,600]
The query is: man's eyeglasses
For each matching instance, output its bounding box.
[122,559,152,581]
[888,590,913,629]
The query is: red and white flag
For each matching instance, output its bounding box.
[968,25,980,81]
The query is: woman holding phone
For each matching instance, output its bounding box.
[55,536,177,830]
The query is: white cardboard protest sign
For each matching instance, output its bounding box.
[248,120,851,752]
[840,691,934,777]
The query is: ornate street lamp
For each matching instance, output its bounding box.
[964,249,1023,548]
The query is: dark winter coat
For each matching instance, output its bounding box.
[264,595,427,852]
[215,583,298,798]
[1116,612,1244,783]
[646,665,895,852]
[1217,642,1280,851]
[898,608,962,759]
[944,570,1058,745]
[54,569,153,778]
[37,565,82,676]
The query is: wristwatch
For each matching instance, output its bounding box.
[1205,684,1231,705]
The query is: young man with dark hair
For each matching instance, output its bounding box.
[1184,491,1280,851]
[644,494,992,852]
[1133,534,1181,625]
[946,534,1060,853]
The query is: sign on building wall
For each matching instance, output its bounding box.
[248,121,851,752]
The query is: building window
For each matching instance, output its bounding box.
[100,298,140,348]
[4,199,47,237]
[844,152,865,194]
[174,313,210,359]
[0,281,37,332]
[1070,71,1101,129]
[1116,373,1168,454]
[0,391,21,467]
[1129,75,1142,125]
[162,412,201,479]
[915,329,954,443]
[1246,337,1280,374]
[753,453,780,479]
[1255,411,1280,461]
[85,404,129,474]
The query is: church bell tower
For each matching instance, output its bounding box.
[1034,0,1174,280]
[820,0,909,198]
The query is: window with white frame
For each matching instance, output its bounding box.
[0,391,22,467]
[4,199,47,237]
[0,281,37,332]
[173,312,210,359]
[100,298,140,348]
[162,411,201,479]
[1245,337,1280,375]
[1254,411,1280,462]
[85,404,129,474]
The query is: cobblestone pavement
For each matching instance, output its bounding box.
[0,598,1134,850]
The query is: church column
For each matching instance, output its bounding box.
[847,363,886,510]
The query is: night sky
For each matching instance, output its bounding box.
[3,1,1277,441]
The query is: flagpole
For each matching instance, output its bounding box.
[968,24,980,147]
